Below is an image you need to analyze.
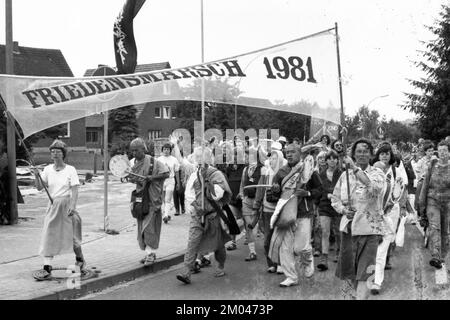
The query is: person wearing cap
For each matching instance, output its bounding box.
[157,143,181,223]
[277,136,287,157]
[31,139,84,281]
[129,137,169,266]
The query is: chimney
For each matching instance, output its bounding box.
[13,41,19,53]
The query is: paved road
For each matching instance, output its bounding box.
[83,224,450,300]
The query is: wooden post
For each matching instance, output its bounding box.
[5,0,18,225]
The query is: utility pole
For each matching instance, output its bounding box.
[5,0,18,224]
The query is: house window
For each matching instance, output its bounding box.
[149,130,162,140]
[57,122,70,138]
[171,107,177,119]
[163,106,171,119]
[86,131,99,143]
[154,106,161,118]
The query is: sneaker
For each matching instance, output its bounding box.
[245,253,257,261]
[226,241,237,251]
[143,253,156,267]
[430,258,443,269]
[267,266,276,273]
[303,258,315,278]
[279,278,298,287]
[176,273,191,284]
[75,258,86,271]
[199,257,211,268]
[193,261,202,274]
[33,266,52,281]
[304,265,314,278]
[175,211,180,216]
[276,266,284,274]
[317,255,328,271]
[371,283,381,295]
[182,209,186,215]
[214,269,226,277]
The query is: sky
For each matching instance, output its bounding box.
[0,0,447,121]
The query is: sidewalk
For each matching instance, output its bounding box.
[0,176,191,300]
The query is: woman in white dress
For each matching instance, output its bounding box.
[32,140,84,281]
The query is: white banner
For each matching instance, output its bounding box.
[0,28,341,138]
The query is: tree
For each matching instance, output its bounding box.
[384,119,420,143]
[403,4,450,141]
[176,77,247,136]
[108,105,139,156]
[0,113,66,160]
[356,105,380,140]
[343,114,361,143]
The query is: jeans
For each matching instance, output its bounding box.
[427,197,450,261]
[320,216,341,255]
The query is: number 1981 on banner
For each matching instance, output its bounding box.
[263,56,317,83]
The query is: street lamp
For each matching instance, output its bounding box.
[366,94,389,109]
[361,94,389,137]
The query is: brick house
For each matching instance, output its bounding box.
[0,42,85,150]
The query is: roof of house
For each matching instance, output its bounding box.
[83,62,171,77]
[0,42,73,76]
[236,96,273,108]
[84,62,172,121]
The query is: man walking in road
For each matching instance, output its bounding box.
[176,147,233,284]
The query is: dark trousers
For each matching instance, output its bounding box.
[173,181,185,213]
[261,211,276,267]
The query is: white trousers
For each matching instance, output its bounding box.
[162,178,175,218]
[374,204,399,286]
[280,218,312,282]
[374,233,396,286]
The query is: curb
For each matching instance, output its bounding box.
[32,220,246,300]
[33,252,185,300]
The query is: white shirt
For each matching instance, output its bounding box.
[157,155,180,179]
[41,164,80,199]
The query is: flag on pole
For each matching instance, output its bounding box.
[0,28,341,138]
[113,0,146,74]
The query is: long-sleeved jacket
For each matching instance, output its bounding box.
[418,159,450,215]
[318,168,342,217]
[272,164,322,219]
[331,165,386,236]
